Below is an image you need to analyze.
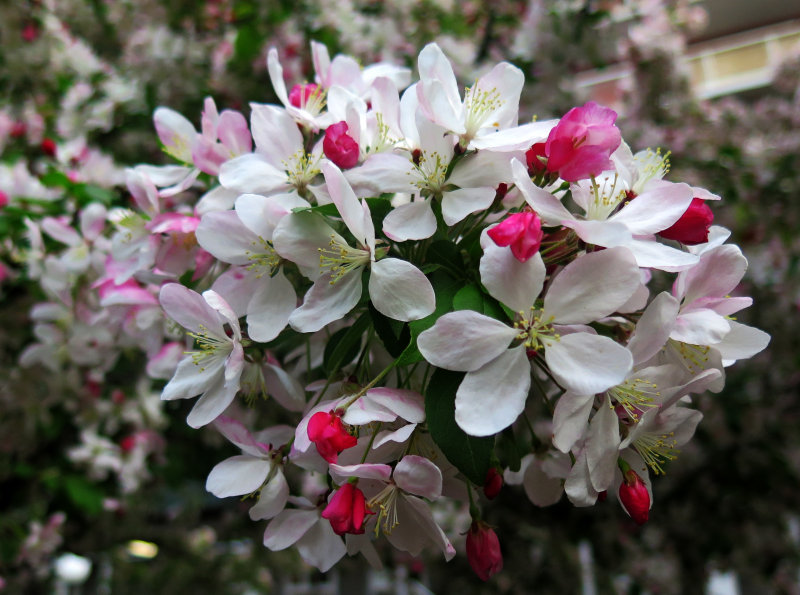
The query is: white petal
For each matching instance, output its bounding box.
[552,391,595,453]
[611,182,693,235]
[585,395,620,492]
[323,160,373,248]
[480,243,545,312]
[345,153,416,196]
[627,292,679,365]
[272,212,341,274]
[545,333,633,394]
[187,376,239,428]
[671,309,731,345]
[235,192,310,239]
[511,159,573,225]
[289,271,363,333]
[470,120,557,151]
[249,103,304,164]
[713,320,770,362]
[369,258,435,321]
[263,509,319,551]
[383,201,437,242]
[625,238,699,272]
[563,219,632,248]
[417,311,518,372]
[365,388,425,423]
[441,187,496,226]
[543,247,640,324]
[328,463,393,484]
[522,460,564,506]
[206,455,270,497]
[678,244,747,304]
[564,450,598,507]
[295,521,346,572]
[196,210,260,265]
[455,347,530,436]
[249,471,289,520]
[160,283,225,337]
[219,153,288,194]
[263,363,307,412]
[162,355,225,401]
[246,271,296,342]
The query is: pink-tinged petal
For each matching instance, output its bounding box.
[341,398,397,426]
[661,368,721,409]
[289,270,363,333]
[263,362,307,412]
[154,107,197,162]
[369,258,435,322]
[196,210,260,265]
[552,391,594,453]
[224,342,245,383]
[372,424,417,449]
[545,333,632,395]
[455,347,530,436]
[211,267,260,317]
[417,43,461,115]
[611,182,693,235]
[202,290,240,336]
[388,495,456,561]
[162,355,225,401]
[249,103,303,163]
[263,509,319,551]
[523,460,564,507]
[698,296,752,316]
[628,292,680,365]
[441,187,496,226]
[246,271,296,342]
[678,244,747,304]
[196,186,238,214]
[249,471,289,520]
[365,388,425,423]
[394,455,443,500]
[295,520,347,572]
[267,48,290,106]
[160,283,225,337]
[713,321,770,363]
[186,375,239,428]
[219,153,288,194]
[146,341,184,380]
[511,159,573,225]
[585,395,620,492]
[418,78,465,135]
[383,201,437,242]
[79,203,107,241]
[328,463,393,485]
[213,416,265,457]
[480,242,545,312]
[217,110,251,155]
[672,309,730,345]
[323,161,373,247]
[543,247,640,324]
[41,216,82,246]
[417,311,519,372]
[206,455,270,497]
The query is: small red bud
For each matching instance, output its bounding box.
[466,521,503,581]
[323,121,360,169]
[0,191,8,210]
[321,482,373,535]
[525,142,547,174]
[618,469,650,525]
[307,410,357,463]
[659,197,714,245]
[483,468,503,500]
[41,137,57,157]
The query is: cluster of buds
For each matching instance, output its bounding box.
[23,40,768,578]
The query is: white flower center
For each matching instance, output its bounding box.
[367,483,400,536]
[463,83,502,141]
[412,150,450,195]
[514,309,560,352]
[633,430,679,475]
[282,150,321,193]
[609,378,660,422]
[245,237,281,277]
[587,173,627,221]
[187,324,230,371]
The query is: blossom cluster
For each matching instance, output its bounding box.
[21,40,770,579]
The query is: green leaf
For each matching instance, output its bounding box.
[39,170,71,188]
[323,311,370,376]
[497,427,522,473]
[425,368,493,485]
[63,475,105,515]
[452,284,483,312]
[74,184,115,206]
[369,303,410,358]
[395,271,461,366]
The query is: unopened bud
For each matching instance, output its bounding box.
[483,468,503,500]
[323,121,359,169]
[618,468,650,525]
[41,137,57,157]
[466,521,503,581]
[658,198,713,245]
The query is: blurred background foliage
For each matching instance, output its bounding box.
[1,0,799,593]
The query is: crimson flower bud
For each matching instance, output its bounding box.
[41,137,57,157]
[307,410,357,463]
[525,142,547,174]
[323,121,360,169]
[0,191,8,210]
[466,521,503,581]
[10,122,26,138]
[658,197,714,245]
[321,482,373,535]
[619,469,650,525]
[288,83,319,109]
[487,211,544,262]
[483,468,503,500]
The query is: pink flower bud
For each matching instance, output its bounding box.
[658,197,713,245]
[307,410,357,463]
[0,191,8,210]
[321,482,373,535]
[544,101,621,182]
[41,137,57,158]
[487,211,544,262]
[466,521,503,581]
[483,468,503,500]
[323,121,360,169]
[288,83,319,108]
[619,469,650,525]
